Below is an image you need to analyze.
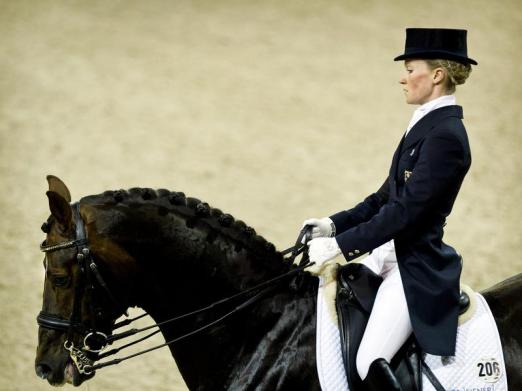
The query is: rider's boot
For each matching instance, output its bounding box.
[363,358,402,391]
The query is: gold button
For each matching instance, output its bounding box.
[354,249,360,254]
[348,252,354,256]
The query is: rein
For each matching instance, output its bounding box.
[38,202,314,375]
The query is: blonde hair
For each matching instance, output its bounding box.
[425,59,472,94]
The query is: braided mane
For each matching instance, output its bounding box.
[79,187,285,264]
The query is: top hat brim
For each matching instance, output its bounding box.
[394,50,478,65]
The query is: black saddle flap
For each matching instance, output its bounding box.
[336,263,383,390]
[338,263,383,313]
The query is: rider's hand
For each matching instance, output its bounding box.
[302,217,336,242]
[307,237,342,271]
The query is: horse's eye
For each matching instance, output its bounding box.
[52,275,70,287]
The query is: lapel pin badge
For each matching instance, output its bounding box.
[404,170,412,182]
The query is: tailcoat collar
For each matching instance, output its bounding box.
[402,105,463,150]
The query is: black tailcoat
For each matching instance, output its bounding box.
[330,105,471,356]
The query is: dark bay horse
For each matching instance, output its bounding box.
[35,177,521,389]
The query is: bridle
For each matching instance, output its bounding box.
[37,202,313,376]
[38,203,129,373]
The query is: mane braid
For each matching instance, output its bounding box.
[82,188,284,262]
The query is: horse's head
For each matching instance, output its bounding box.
[35,176,125,386]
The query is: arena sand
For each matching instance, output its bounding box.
[0,1,520,390]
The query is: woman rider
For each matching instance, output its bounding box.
[303,28,477,390]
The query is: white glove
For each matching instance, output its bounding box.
[302,217,336,241]
[307,237,342,271]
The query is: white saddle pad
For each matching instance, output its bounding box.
[315,277,508,391]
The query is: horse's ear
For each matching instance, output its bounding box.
[46,175,71,203]
[46,191,72,227]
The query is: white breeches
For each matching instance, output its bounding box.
[355,240,413,380]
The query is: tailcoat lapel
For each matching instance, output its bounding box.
[390,105,463,182]
[390,134,405,181]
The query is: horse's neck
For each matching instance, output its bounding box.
[125,221,312,389]
[85,196,320,389]
[85,198,289,310]
[132,230,318,389]
[124,213,290,315]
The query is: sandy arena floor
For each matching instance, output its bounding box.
[1,1,520,390]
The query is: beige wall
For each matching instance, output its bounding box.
[1,1,520,389]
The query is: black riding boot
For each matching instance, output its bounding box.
[363,358,402,391]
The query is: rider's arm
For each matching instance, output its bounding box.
[329,178,389,235]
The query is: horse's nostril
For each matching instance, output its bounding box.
[35,363,52,379]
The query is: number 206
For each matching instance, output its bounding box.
[477,361,499,377]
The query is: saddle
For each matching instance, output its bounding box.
[336,262,470,391]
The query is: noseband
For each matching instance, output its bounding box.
[37,202,314,375]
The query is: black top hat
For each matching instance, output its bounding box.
[394,28,477,65]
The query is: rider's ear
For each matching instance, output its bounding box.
[46,191,72,228]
